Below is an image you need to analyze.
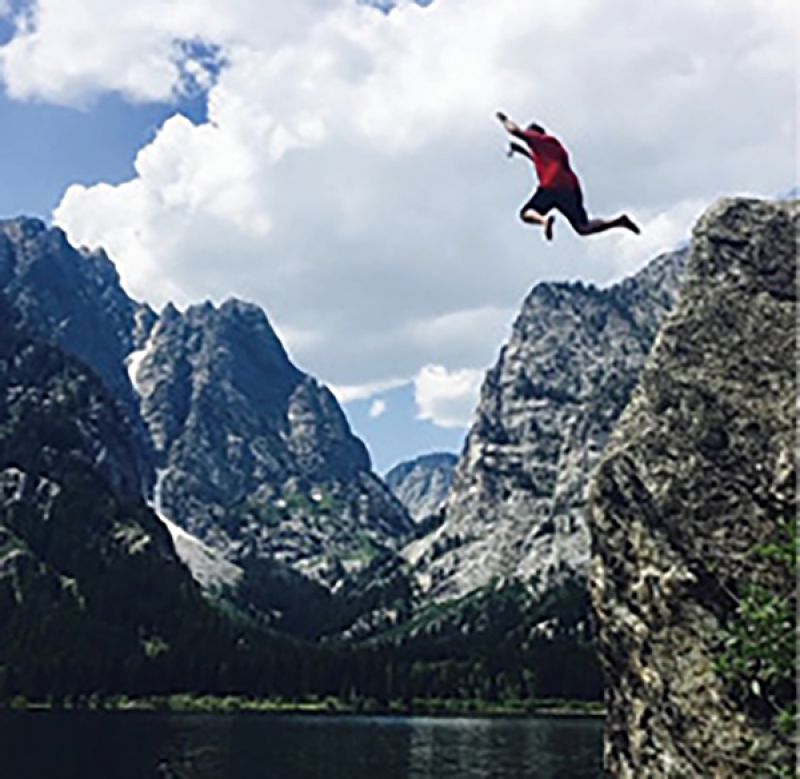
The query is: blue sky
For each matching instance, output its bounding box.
[0,0,212,217]
[0,91,170,217]
[347,384,464,474]
[0,0,795,472]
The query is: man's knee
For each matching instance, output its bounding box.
[571,217,592,235]
[520,209,539,224]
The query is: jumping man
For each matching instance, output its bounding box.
[496,111,640,241]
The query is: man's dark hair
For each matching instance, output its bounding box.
[527,122,546,133]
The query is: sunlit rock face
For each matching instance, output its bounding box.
[407,244,687,608]
[385,452,457,523]
[131,298,414,590]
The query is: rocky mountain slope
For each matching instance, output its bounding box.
[587,197,797,776]
[385,452,457,523]
[0,300,402,703]
[406,245,688,606]
[0,299,210,682]
[0,217,155,487]
[130,299,413,591]
[0,217,413,609]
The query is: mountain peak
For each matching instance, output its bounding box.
[408,240,689,604]
[386,452,458,523]
[158,301,182,325]
[219,296,264,316]
[0,215,48,241]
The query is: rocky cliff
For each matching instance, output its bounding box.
[0,218,151,403]
[131,299,413,591]
[385,452,457,523]
[406,245,687,606]
[587,198,797,776]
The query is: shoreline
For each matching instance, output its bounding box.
[1,695,605,720]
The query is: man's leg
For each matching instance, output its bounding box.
[520,189,555,240]
[576,214,640,236]
[558,187,640,237]
[521,207,555,240]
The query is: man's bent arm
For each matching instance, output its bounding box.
[508,141,532,160]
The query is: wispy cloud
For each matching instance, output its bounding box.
[329,377,407,404]
[368,398,387,418]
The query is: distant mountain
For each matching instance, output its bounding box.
[406,245,688,608]
[0,217,413,616]
[385,452,457,523]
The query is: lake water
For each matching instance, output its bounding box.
[0,711,604,778]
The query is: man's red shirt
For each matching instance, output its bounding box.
[521,129,580,191]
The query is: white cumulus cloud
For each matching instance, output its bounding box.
[414,364,483,428]
[1,0,795,406]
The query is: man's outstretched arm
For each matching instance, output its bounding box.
[496,111,527,140]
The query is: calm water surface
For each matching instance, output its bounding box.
[0,711,604,778]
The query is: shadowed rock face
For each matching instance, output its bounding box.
[0,219,151,401]
[0,217,156,488]
[0,300,209,666]
[406,246,687,605]
[587,198,797,776]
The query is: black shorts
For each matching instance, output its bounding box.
[520,187,587,231]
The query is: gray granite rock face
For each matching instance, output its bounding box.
[587,198,797,776]
[0,217,156,488]
[406,246,687,605]
[385,452,457,523]
[131,298,414,589]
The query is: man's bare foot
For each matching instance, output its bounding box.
[620,214,640,234]
[544,215,555,241]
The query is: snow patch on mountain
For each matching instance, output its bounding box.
[150,469,243,594]
[125,345,150,398]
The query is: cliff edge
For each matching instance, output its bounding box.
[588,197,797,776]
